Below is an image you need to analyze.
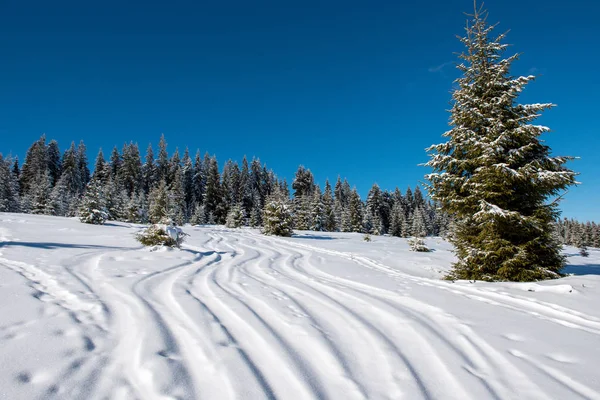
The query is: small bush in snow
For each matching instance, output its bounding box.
[136,218,187,248]
[408,237,430,252]
[579,245,589,257]
[363,234,372,242]
[262,199,293,237]
[225,205,245,228]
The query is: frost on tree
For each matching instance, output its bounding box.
[78,180,109,225]
[225,204,245,228]
[425,5,577,281]
[262,197,294,237]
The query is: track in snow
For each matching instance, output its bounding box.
[1,220,599,400]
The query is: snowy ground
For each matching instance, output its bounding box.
[1,213,599,400]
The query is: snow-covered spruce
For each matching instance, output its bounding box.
[78,180,109,225]
[262,198,294,237]
[424,5,577,281]
[225,204,245,228]
[136,218,188,248]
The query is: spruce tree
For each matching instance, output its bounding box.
[225,204,245,228]
[47,140,62,187]
[322,180,337,232]
[348,188,363,233]
[425,5,577,281]
[148,179,170,224]
[157,134,170,184]
[143,143,157,193]
[78,180,108,225]
[262,192,294,237]
[0,155,20,212]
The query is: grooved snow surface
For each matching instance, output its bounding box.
[1,214,600,400]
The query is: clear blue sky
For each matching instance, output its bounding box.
[1,0,598,221]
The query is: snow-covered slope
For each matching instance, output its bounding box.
[1,213,599,400]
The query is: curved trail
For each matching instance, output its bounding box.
[1,218,599,400]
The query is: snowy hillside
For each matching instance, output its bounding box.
[1,213,600,400]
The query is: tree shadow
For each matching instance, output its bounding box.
[0,241,134,250]
[563,264,600,276]
[292,234,337,240]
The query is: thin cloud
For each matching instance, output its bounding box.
[428,61,454,73]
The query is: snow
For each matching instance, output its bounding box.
[1,213,600,399]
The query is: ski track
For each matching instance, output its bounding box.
[1,222,599,399]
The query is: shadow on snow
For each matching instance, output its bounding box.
[563,264,600,276]
[0,241,135,251]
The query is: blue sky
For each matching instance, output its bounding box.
[1,0,598,221]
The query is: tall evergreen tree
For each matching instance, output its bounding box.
[157,134,170,184]
[78,180,108,225]
[121,142,142,196]
[348,188,364,233]
[0,155,20,212]
[77,141,91,187]
[425,5,577,281]
[47,140,62,187]
[203,156,222,223]
[92,148,110,184]
[148,179,170,224]
[19,135,48,197]
[143,143,157,193]
[192,149,204,206]
[322,180,337,232]
[181,148,194,216]
[109,146,121,181]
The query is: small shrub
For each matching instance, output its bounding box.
[79,208,109,225]
[363,234,372,242]
[136,219,187,248]
[579,245,589,257]
[408,236,430,252]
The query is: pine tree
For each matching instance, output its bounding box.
[109,146,121,181]
[19,135,48,197]
[181,148,194,217]
[143,143,157,193]
[0,155,20,212]
[77,140,91,188]
[47,140,62,187]
[190,203,206,225]
[425,4,577,281]
[78,180,108,225]
[322,180,337,232]
[157,134,170,184]
[390,202,406,237]
[92,148,110,184]
[366,183,384,234]
[168,170,186,225]
[262,194,294,237]
[126,191,148,223]
[28,171,52,215]
[411,206,427,237]
[104,179,129,221]
[192,149,204,206]
[225,204,245,228]
[148,179,170,224]
[203,156,223,224]
[348,188,363,232]
[121,142,142,196]
[309,186,324,231]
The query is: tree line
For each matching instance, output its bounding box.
[0,134,450,237]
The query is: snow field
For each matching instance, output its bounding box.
[1,213,600,399]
